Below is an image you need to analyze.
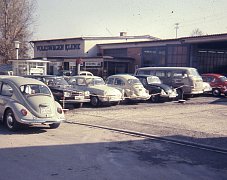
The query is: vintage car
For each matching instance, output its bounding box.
[24,75,90,108]
[201,73,227,96]
[135,75,177,102]
[0,76,65,131]
[79,71,94,76]
[106,74,151,102]
[67,76,123,107]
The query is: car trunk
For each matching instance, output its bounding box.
[26,95,55,118]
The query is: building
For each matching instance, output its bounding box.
[31,33,227,77]
[98,33,227,75]
[31,34,158,77]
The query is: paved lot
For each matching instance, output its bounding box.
[0,95,227,180]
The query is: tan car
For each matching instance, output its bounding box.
[106,74,151,102]
[0,76,65,131]
[68,76,124,107]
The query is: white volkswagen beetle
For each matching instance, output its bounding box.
[0,76,65,131]
[68,76,124,107]
[106,74,151,102]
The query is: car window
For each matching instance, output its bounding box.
[77,78,86,85]
[93,78,105,85]
[106,78,114,85]
[114,78,125,86]
[147,76,161,84]
[139,78,147,85]
[1,83,13,96]
[20,84,51,95]
[128,79,141,85]
[155,71,165,77]
[220,76,227,82]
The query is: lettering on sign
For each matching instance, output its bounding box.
[85,62,101,67]
[36,44,81,52]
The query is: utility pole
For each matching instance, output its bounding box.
[174,23,179,38]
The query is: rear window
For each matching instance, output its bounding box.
[20,84,51,96]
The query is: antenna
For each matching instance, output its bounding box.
[174,23,179,38]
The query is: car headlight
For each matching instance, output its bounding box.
[84,91,90,96]
[160,89,167,95]
[63,91,71,97]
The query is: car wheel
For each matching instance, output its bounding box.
[90,96,100,107]
[49,123,60,129]
[4,109,20,131]
[212,88,221,96]
[150,95,160,103]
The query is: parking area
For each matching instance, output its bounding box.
[0,95,227,180]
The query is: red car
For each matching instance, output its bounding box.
[201,73,227,96]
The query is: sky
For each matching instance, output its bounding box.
[33,0,227,40]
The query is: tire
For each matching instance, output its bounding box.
[212,88,221,97]
[90,96,100,107]
[49,123,60,129]
[4,109,20,131]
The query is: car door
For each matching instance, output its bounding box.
[0,81,3,120]
[0,82,14,120]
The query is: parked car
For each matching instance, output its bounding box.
[67,76,123,107]
[201,73,227,96]
[24,75,90,108]
[202,81,212,94]
[135,75,177,102]
[106,74,151,102]
[135,67,204,98]
[0,76,65,131]
[79,71,94,76]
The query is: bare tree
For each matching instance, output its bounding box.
[190,28,204,37]
[0,0,36,63]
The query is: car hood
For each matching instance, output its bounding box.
[25,95,56,118]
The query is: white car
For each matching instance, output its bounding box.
[0,76,65,131]
[68,76,124,107]
[106,74,151,102]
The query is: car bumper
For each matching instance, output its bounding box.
[99,96,123,102]
[60,99,90,103]
[18,117,65,125]
[127,94,151,101]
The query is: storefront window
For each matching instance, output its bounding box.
[142,47,166,67]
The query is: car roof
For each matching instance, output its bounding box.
[108,74,137,80]
[0,76,46,86]
[135,75,159,78]
[201,73,224,78]
[71,75,102,79]
[136,67,196,71]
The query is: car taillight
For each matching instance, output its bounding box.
[57,107,63,114]
[21,109,28,116]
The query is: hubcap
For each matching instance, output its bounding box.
[6,114,14,129]
[91,97,98,106]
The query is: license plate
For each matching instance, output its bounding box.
[40,107,51,114]
[75,96,84,100]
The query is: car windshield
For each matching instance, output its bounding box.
[20,84,51,96]
[188,69,201,77]
[47,77,69,86]
[86,77,105,85]
[128,79,141,85]
[147,76,161,84]
[220,76,227,82]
